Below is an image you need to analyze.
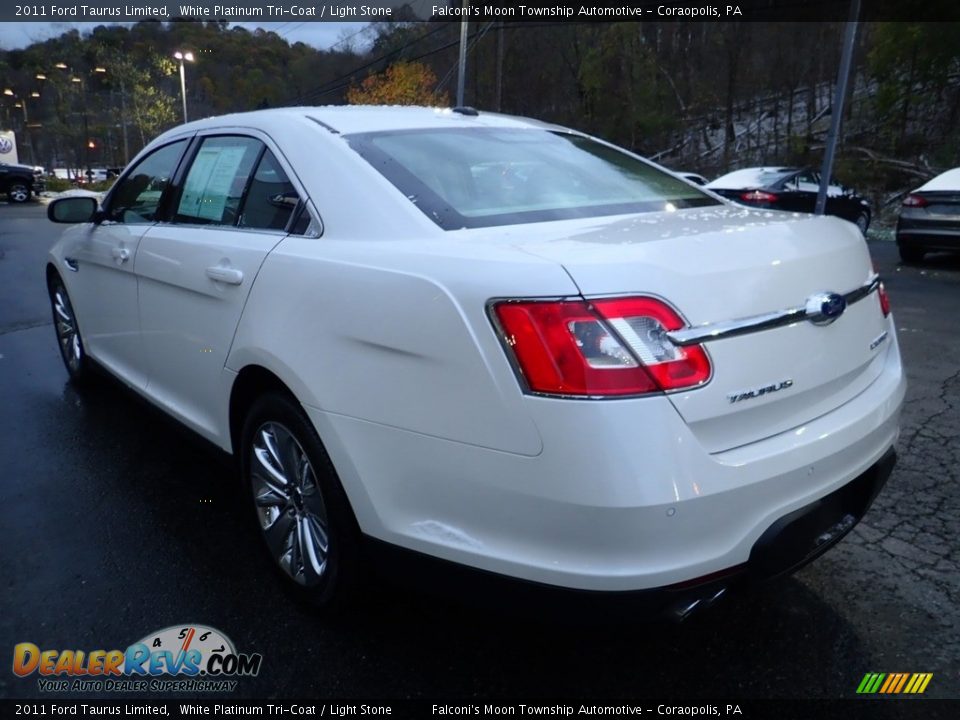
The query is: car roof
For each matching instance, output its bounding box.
[165,105,567,137]
[706,166,799,189]
[917,167,960,192]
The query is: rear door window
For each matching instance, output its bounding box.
[238,149,300,231]
[174,136,262,226]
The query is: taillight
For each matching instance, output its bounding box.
[877,281,891,317]
[871,263,891,318]
[740,190,779,203]
[901,194,927,208]
[492,297,711,397]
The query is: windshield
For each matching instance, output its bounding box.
[347,128,719,230]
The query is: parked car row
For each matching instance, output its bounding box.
[673,164,960,264]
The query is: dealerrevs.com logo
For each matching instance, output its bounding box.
[12,624,262,693]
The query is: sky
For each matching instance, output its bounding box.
[0,21,373,53]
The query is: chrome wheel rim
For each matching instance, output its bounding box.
[52,284,82,373]
[9,184,29,202]
[250,422,329,586]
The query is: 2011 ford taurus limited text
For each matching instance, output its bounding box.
[45,106,905,615]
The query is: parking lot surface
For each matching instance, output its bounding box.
[1,203,957,702]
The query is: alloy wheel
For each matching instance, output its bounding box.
[250,421,330,586]
[52,282,83,375]
[8,183,30,203]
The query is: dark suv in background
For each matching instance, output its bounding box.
[0,161,44,203]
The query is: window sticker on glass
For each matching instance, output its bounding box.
[177,137,261,225]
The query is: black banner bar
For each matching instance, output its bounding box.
[1,1,959,24]
[1,699,958,720]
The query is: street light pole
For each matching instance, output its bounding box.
[174,51,194,124]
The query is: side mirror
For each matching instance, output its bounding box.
[48,196,99,224]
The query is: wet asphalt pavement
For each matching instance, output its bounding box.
[1,202,958,705]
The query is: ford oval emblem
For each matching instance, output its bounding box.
[805,291,847,325]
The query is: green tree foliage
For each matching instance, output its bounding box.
[868,22,960,161]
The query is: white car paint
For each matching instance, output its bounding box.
[47,107,905,594]
[916,167,960,192]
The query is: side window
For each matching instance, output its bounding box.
[174,136,262,226]
[795,171,819,192]
[238,149,300,231]
[107,140,187,224]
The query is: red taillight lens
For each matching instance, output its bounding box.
[871,263,891,318]
[901,194,928,208]
[877,281,891,317]
[492,297,711,397]
[740,190,779,203]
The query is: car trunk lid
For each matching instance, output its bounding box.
[505,206,891,453]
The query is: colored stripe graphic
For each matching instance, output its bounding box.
[893,673,909,693]
[857,672,932,694]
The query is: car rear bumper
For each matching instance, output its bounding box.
[363,446,896,619]
[306,325,905,593]
[897,216,960,251]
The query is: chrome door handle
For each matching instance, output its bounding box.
[111,247,130,263]
[206,266,244,285]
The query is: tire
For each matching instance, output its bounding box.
[7,182,31,203]
[240,392,362,610]
[48,274,91,383]
[854,211,870,236]
[898,245,925,264]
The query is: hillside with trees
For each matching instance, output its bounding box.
[1,19,958,217]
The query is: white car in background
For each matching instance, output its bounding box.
[45,106,905,617]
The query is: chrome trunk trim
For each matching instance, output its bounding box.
[667,275,882,347]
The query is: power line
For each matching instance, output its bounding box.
[325,23,374,52]
[286,20,572,107]
[436,21,495,94]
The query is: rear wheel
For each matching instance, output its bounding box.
[240,392,362,609]
[898,245,925,264]
[854,211,870,236]
[7,182,30,203]
[48,275,90,383]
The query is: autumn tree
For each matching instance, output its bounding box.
[346,61,448,106]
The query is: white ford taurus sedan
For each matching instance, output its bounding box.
[46,106,905,616]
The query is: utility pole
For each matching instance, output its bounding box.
[495,21,504,112]
[815,0,860,216]
[456,0,469,107]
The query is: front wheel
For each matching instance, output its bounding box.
[8,182,31,203]
[48,275,90,383]
[240,392,362,609]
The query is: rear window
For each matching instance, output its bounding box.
[708,168,796,190]
[347,128,718,230]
